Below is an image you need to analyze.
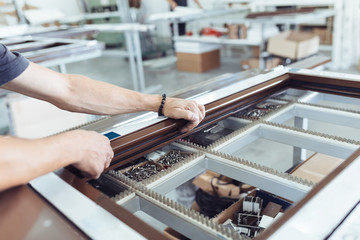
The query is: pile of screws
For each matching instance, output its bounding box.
[235,102,284,120]
[123,162,164,182]
[257,102,283,110]
[157,150,191,166]
[243,109,269,120]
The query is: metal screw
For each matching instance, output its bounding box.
[123,162,164,182]
[158,150,189,166]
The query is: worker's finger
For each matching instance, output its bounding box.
[104,150,114,169]
[171,108,202,133]
[198,103,206,119]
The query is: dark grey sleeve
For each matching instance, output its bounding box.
[0,43,30,86]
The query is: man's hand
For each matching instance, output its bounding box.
[168,0,178,10]
[0,130,113,190]
[163,97,205,132]
[65,130,114,179]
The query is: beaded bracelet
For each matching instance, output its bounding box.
[158,93,166,117]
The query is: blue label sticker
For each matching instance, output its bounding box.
[104,131,121,140]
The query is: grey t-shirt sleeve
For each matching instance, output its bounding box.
[0,43,30,86]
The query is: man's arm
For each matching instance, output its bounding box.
[167,0,202,9]
[167,0,178,10]
[0,130,113,191]
[0,61,205,191]
[2,62,205,132]
[193,0,202,8]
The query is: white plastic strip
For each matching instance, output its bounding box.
[30,173,145,240]
[290,68,360,82]
[329,202,360,239]
[269,156,360,240]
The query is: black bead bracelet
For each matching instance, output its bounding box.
[158,93,166,117]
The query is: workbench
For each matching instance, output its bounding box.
[3,56,360,239]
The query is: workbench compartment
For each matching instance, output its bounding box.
[146,153,308,204]
[213,123,357,173]
[272,88,360,112]
[117,193,221,240]
[266,102,360,142]
[88,174,128,198]
[182,117,251,147]
[233,99,287,121]
[112,143,197,182]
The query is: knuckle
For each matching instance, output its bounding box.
[185,111,193,120]
[191,112,198,121]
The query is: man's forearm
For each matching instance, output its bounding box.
[63,74,162,115]
[0,135,74,190]
[194,0,202,8]
[167,0,177,9]
[3,62,162,115]
[2,62,205,132]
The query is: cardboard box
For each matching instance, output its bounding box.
[252,46,260,58]
[191,201,201,212]
[241,57,282,70]
[129,0,141,8]
[313,27,332,45]
[228,24,239,39]
[227,24,247,39]
[239,24,247,39]
[267,31,320,59]
[176,49,220,73]
[212,194,248,224]
[290,153,343,183]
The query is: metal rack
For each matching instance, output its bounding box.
[147,8,248,38]
[173,9,335,69]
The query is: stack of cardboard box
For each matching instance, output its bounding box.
[313,27,332,45]
[228,24,239,39]
[175,41,221,73]
[227,24,247,39]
